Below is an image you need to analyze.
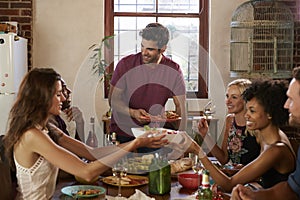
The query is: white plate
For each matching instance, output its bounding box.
[131,128,184,143]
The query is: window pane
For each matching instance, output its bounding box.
[114,0,156,12]
[114,17,155,65]
[158,0,199,13]
[158,17,199,91]
[114,16,200,92]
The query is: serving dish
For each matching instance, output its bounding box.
[220,165,241,176]
[131,127,184,143]
[213,162,242,176]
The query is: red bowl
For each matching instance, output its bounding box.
[178,173,201,189]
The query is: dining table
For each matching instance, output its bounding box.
[52,171,231,200]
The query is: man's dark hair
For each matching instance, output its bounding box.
[139,22,170,49]
[293,66,300,81]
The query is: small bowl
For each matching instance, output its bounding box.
[178,173,201,189]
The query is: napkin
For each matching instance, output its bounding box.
[106,189,155,200]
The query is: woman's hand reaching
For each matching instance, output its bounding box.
[134,131,169,149]
[166,131,204,159]
[197,117,209,137]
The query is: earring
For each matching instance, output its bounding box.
[268,116,272,120]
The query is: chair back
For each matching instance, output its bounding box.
[0,135,14,200]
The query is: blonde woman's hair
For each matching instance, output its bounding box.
[227,79,252,95]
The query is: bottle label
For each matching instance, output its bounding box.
[202,183,210,189]
[202,174,210,185]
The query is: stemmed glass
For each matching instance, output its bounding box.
[190,153,203,191]
[112,158,128,197]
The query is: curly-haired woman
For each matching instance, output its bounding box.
[183,79,296,192]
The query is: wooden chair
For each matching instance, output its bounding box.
[0,135,15,200]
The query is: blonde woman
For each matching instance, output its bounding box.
[198,79,260,165]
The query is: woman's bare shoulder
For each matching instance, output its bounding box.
[20,127,53,151]
[263,141,293,159]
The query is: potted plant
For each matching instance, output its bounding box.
[89,35,114,81]
[89,35,114,117]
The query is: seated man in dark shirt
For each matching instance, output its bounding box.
[50,78,84,142]
[49,78,85,179]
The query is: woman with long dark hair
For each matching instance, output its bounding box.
[4,68,167,199]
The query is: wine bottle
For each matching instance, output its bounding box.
[148,152,171,195]
[198,169,213,200]
[86,117,98,147]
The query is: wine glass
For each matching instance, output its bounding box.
[190,153,203,190]
[112,158,128,197]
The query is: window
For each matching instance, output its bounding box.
[105,0,209,98]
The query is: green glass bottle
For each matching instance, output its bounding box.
[148,153,171,195]
[198,169,213,200]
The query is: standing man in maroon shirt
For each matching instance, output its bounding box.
[109,23,186,152]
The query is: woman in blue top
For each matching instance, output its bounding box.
[198,79,260,166]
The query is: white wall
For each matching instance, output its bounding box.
[32,0,247,145]
[208,0,247,142]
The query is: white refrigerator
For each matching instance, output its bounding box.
[0,33,27,135]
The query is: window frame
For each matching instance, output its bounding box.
[104,0,209,98]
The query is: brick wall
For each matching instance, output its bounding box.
[0,0,33,69]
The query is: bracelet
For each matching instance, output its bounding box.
[244,183,258,191]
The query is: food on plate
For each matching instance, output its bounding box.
[144,128,175,136]
[143,128,183,143]
[165,111,180,119]
[74,189,101,195]
[142,154,154,163]
[103,175,148,186]
[127,154,154,173]
[104,176,132,185]
[140,111,180,122]
[170,157,193,174]
[214,163,243,176]
[143,125,151,131]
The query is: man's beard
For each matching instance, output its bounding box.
[289,117,300,128]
